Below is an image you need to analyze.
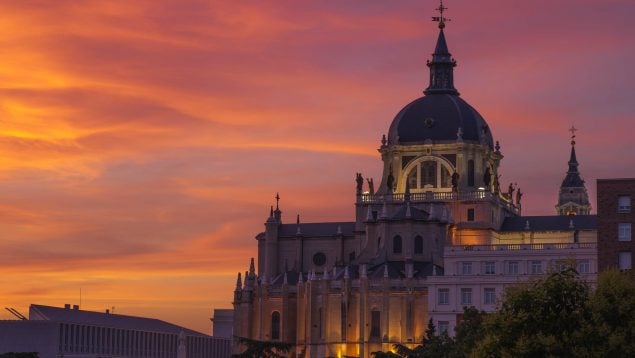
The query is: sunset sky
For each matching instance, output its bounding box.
[1,0,634,334]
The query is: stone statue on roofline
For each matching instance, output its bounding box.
[355,172,363,194]
[483,166,491,188]
[386,168,394,193]
[367,177,375,195]
[451,171,459,192]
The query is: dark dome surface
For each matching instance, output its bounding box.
[388,94,494,148]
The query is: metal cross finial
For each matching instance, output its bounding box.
[432,0,450,29]
[275,192,280,210]
[569,125,577,139]
[569,125,577,145]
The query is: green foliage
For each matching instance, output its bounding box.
[475,268,635,358]
[232,336,293,358]
[0,354,39,358]
[451,306,485,357]
[575,269,635,357]
[372,314,483,358]
[475,268,589,357]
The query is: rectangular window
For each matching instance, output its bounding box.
[530,260,543,274]
[619,252,632,270]
[507,261,519,275]
[618,223,632,241]
[370,310,381,339]
[577,260,590,274]
[484,261,496,275]
[460,288,472,305]
[467,208,475,222]
[484,288,496,305]
[461,262,473,275]
[618,196,631,213]
[438,288,450,305]
[438,321,449,334]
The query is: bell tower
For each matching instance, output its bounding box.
[556,126,591,215]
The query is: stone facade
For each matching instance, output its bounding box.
[597,178,635,272]
[230,13,598,358]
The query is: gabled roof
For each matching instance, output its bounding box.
[278,221,355,237]
[500,215,597,232]
[29,304,207,336]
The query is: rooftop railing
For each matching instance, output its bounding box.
[360,190,519,214]
[449,242,597,252]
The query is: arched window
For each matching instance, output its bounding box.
[393,235,402,254]
[414,235,423,254]
[271,311,280,340]
[421,161,437,187]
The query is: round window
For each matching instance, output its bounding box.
[313,252,327,266]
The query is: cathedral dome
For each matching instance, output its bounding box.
[387,94,494,148]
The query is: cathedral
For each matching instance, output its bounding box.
[231,5,596,358]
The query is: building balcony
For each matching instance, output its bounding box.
[360,190,519,214]
[448,242,597,252]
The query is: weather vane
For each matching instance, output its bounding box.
[569,125,578,145]
[432,0,450,29]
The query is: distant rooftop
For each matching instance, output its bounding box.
[29,304,207,336]
[500,215,597,232]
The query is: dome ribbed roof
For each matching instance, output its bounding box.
[387,94,494,147]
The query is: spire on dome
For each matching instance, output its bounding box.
[556,126,591,215]
[562,126,583,187]
[425,0,459,95]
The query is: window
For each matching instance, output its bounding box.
[393,235,403,254]
[460,288,472,305]
[438,288,449,305]
[507,261,519,275]
[467,160,475,187]
[484,261,495,275]
[577,260,590,274]
[467,208,475,222]
[484,288,496,305]
[313,252,326,266]
[618,196,631,213]
[407,168,417,189]
[461,262,473,275]
[370,310,381,339]
[530,260,543,274]
[421,161,438,187]
[618,223,632,241]
[349,251,355,262]
[438,321,449,334]
[414,235,423,254]
[619,252,632,270]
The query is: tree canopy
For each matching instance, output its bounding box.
[373,269,635,358]
[232,336,293,358]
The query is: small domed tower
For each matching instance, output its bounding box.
[556,128,591,215]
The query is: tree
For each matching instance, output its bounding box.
[474,268,590,357]
[371,319,454,358]
[574,269,635,357]
[451,306,485,357]
[232,337,293,358]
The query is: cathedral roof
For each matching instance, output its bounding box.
[277,221,355,237]
[388,94,493,147]
[561,144,585,187]
[386,24,493,148]
[500,215,596,232]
